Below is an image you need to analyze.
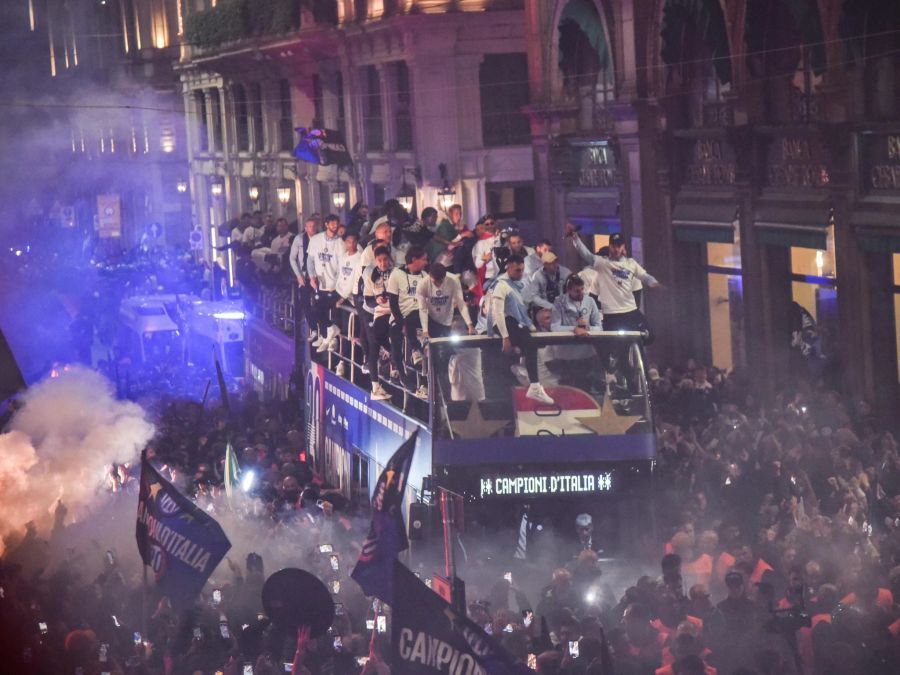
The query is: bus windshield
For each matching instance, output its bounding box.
[428,331,652,442]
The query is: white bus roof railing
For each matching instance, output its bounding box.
[428,330,645,345]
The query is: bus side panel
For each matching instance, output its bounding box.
[305,362,432,504]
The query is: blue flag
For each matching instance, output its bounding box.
[293,127,353,166]
[392,561,535,675]
[350,430,418,604]
[136,456,231,609]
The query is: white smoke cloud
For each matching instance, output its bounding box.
[0,366,155,555]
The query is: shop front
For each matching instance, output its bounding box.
[851,129,900,416]
[752,132,838,386]
[670,134,744,372]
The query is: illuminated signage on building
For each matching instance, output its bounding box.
[478,472,613,498]
[578,145,616,188]
[551,140,619,189]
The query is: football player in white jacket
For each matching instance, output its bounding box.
[307,215,344,349]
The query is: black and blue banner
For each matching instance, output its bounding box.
[136,456,231,609]
[392,561,534,675]
[293,127,353,167]
[351,431,417,604]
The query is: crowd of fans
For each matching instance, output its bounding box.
[1,201,899,675]
[3,355,898,675]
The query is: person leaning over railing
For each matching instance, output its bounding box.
[550,274,605,391]
[417,263,475,341]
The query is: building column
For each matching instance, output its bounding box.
[182,86,197,160]
[614,0,639,99]
[453,54,485,224]
[864,250,899,419]
[217,86,236,214]
[407,52,468,215]
[202,89,215,154]
[377,63,396,153]
[625,104,678,366]
[832,195,867,398]
[530,133,555,244]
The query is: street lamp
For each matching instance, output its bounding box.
[176,179,188,194]
[332,183,347,210]
[210,177,224,198]
[436,163,456,212]
[396,167,419,213]
[248,183,261,202]
[276,182,292,206]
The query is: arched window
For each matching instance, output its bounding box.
[746,0,825,123]
[558,0,614,131]
[660,0,732,128]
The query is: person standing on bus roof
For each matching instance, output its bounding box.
[531,251,572,309]
[290,217,319,339]
[564,225,662,334]
[363,247,395,401]
[334,232,362,309]
[307,214,344,351]
[360,220,406,269]
[488,254,555,405]
[386,246,429,399]
[321,232,363,361]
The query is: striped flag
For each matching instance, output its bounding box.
[513,508,529,560]
[223,442,240,504]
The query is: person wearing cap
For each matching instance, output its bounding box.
[564,224,662,333]
[531,251,572,309]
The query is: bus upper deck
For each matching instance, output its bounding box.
[302,304,657,503]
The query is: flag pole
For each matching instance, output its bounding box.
[439,488,465,614]
[440,489,455,580]
[141,563,149,645]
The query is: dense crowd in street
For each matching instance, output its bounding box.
[1,201,899,675]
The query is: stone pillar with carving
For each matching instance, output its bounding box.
[828,129,866,398]
[623,101,679,365]
[376,63,396,153]
[407,45,473,218]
